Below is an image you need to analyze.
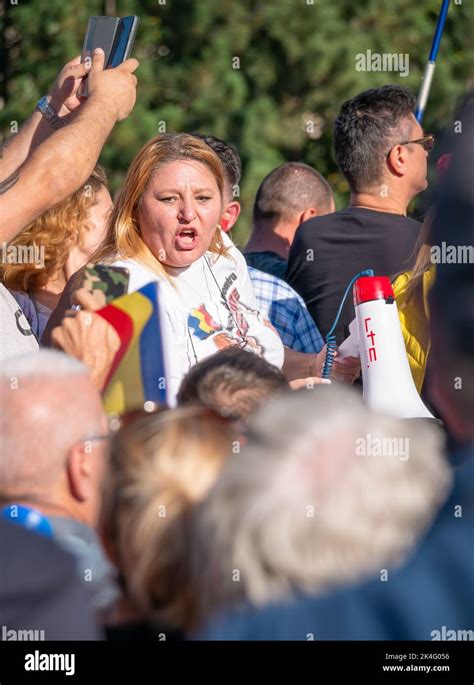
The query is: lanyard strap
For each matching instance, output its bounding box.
[1,504,54,538]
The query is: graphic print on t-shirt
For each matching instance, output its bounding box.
[15,308,34,336]
[222,285,265,356]
[188,304,222,340]
[186,272,266,357]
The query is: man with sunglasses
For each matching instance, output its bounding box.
[287,84,431,345]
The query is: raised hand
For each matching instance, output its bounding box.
[86,48,139,122]
[48,55,92,117]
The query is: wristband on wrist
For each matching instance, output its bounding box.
[36,96,65,130]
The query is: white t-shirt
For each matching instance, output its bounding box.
[112,234,284,404]
[0,284,39,361]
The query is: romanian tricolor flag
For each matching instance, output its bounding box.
[188,304,222,340]
[97,282,168,415]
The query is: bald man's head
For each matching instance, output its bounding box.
[0,351,107,500]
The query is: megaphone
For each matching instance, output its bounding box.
[338,276,434,420]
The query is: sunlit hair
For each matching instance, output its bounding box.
[1,166,107,293]
[101,404,236,633]
[191,385,450,626]
[91,133,229,278]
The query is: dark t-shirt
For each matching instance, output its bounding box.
[244,251,288,281]
[286,207,420,344]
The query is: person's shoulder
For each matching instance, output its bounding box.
[383,215,420,251]
[0,517,74,584]
[247,265,263,279]
[339,207,420,228]
[0,284,28,312]
[245,251,287,280]
[248,266,292,296]
[296,212,334,234]
[260,269,302,298]
[381,212,421,232]
[248,265,276,283]
[393,215,422,243]
[294,210,348,245]
[0,519,100,639]
[110,257,161,292]
[402,214,422,227]
[300,210,345,228]
[110,257,139,271]
[392,270,411,296]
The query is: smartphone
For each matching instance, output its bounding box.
[82,16,120,68]
[79,15,139,95]
[108,16,140,68]
[80,264,130,308]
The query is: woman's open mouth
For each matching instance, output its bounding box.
[175,228,198,251]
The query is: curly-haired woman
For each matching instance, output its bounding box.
[1,166,111,339]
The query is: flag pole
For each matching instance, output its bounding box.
[415,0,450,123]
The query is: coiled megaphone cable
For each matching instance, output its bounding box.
[321,269,374,379]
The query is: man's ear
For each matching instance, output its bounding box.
[387,144,408,177]
[66,441,92,503]
[299,207,318,225]
[221,201,241,232]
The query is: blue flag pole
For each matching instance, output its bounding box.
[415,0,450,123]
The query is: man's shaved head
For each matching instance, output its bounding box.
[253,162,334,224]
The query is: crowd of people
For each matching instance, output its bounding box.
[0,48,472,642]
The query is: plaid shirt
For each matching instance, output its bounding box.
[248,267,324,353]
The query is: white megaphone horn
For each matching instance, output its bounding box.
[338,275,435,420]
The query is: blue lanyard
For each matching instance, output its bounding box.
[1,504,54,538]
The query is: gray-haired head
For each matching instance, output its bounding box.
[0,348,88,382]
[0,350,106,496]
[191,384,450,624]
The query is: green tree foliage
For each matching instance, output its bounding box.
[1,0,473,243]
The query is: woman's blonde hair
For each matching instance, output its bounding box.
[91,133,229,278]
[1,166,107,293]
[101,405,235,633]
